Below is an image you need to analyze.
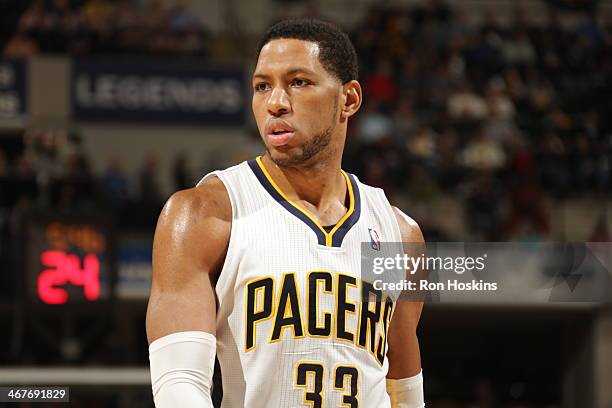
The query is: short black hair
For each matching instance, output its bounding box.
[257,18,358,84]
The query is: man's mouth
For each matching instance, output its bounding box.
[267,129,295,146]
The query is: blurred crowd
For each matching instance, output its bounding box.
[1,0,208,59]
[0,129,177,230]
[343,1,611,240]
[0,0,611,242]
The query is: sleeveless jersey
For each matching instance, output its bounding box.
[198,157,403,408]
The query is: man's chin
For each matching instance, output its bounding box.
[267,146,305,167]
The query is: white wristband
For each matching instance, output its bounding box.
[386,370,425,408]
[149,331,216,408]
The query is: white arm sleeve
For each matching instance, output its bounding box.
[149,331,216,408]
[386,370,425,408]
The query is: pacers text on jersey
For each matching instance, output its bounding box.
[245,271,395,366]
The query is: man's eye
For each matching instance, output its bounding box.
[291,78,309,87]
[255,83,270,92]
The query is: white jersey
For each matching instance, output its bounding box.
[198,157,403,408]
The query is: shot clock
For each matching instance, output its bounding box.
[22,212,115,306]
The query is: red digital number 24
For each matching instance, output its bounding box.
[37,250,100,304]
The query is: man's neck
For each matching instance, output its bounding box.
[260,153,346,213]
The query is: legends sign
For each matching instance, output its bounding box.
[71,60,245,125]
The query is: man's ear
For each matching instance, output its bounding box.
[340,80,362,121]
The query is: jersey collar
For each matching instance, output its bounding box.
[248,156,361,248]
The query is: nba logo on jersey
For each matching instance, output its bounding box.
[369,227,381,250]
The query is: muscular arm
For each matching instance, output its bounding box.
[387,206,425,379]
[145,177,231,407]
[146,176,231,341]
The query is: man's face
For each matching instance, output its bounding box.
[252,39,343,166]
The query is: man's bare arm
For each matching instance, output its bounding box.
[387,206,425,379]
[146,176,231,343]
[145,177,231,407]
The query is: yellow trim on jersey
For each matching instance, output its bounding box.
[255,156,355,247]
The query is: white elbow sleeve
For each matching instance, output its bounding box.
[149,331,216,408]
[386,370,425,408]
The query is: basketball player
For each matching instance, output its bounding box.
[146,19,425,408]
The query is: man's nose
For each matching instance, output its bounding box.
[267,87,291,116]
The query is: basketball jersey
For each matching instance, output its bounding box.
[197,157,403,408]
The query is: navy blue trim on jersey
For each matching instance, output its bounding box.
[248,159,327,245]
[247,158,361,248]
[331,173,361,247]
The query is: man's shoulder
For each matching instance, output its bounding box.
[352,174,424,242]
[346,175,423,242]
[391,206,424,244]
[195,159,251,188]
[151,175,232,283]
[349,175,390,200]
[161,176,232,228]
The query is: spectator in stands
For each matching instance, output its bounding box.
[80,0,115,32]
[60,132,90,177]
[114,1,146,53]
[392,97,420,142]
[139,153,162,205]
[538,131,570,196]
[0,148,7,176]
[570,132,597,192]
[44,0,82,52]
[398,58,420,92]
[593,140,610,192]
[172,152,192,191]
[356,100,393,144]
[406,125,437,170]
[80,0,117,54]
[589,215,610,242]
[103,157,129,210]
[485,77,515,121]
[17,0,46,34]
[461,127,506,171]
[465,172,504,240]
[128,152,164,228]
[364,60,398,107]
[503,179,550,240]
[436,128,464,189]
[142,0,168,31]
[14,150,36,178]
[168,0,202,33]
[2,27,39,58]
[502,27,537,67]
[447,81,488,121]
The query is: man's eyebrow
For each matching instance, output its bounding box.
[286,67,316,76]
[252,67,317,80]
[252,72,270,80]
